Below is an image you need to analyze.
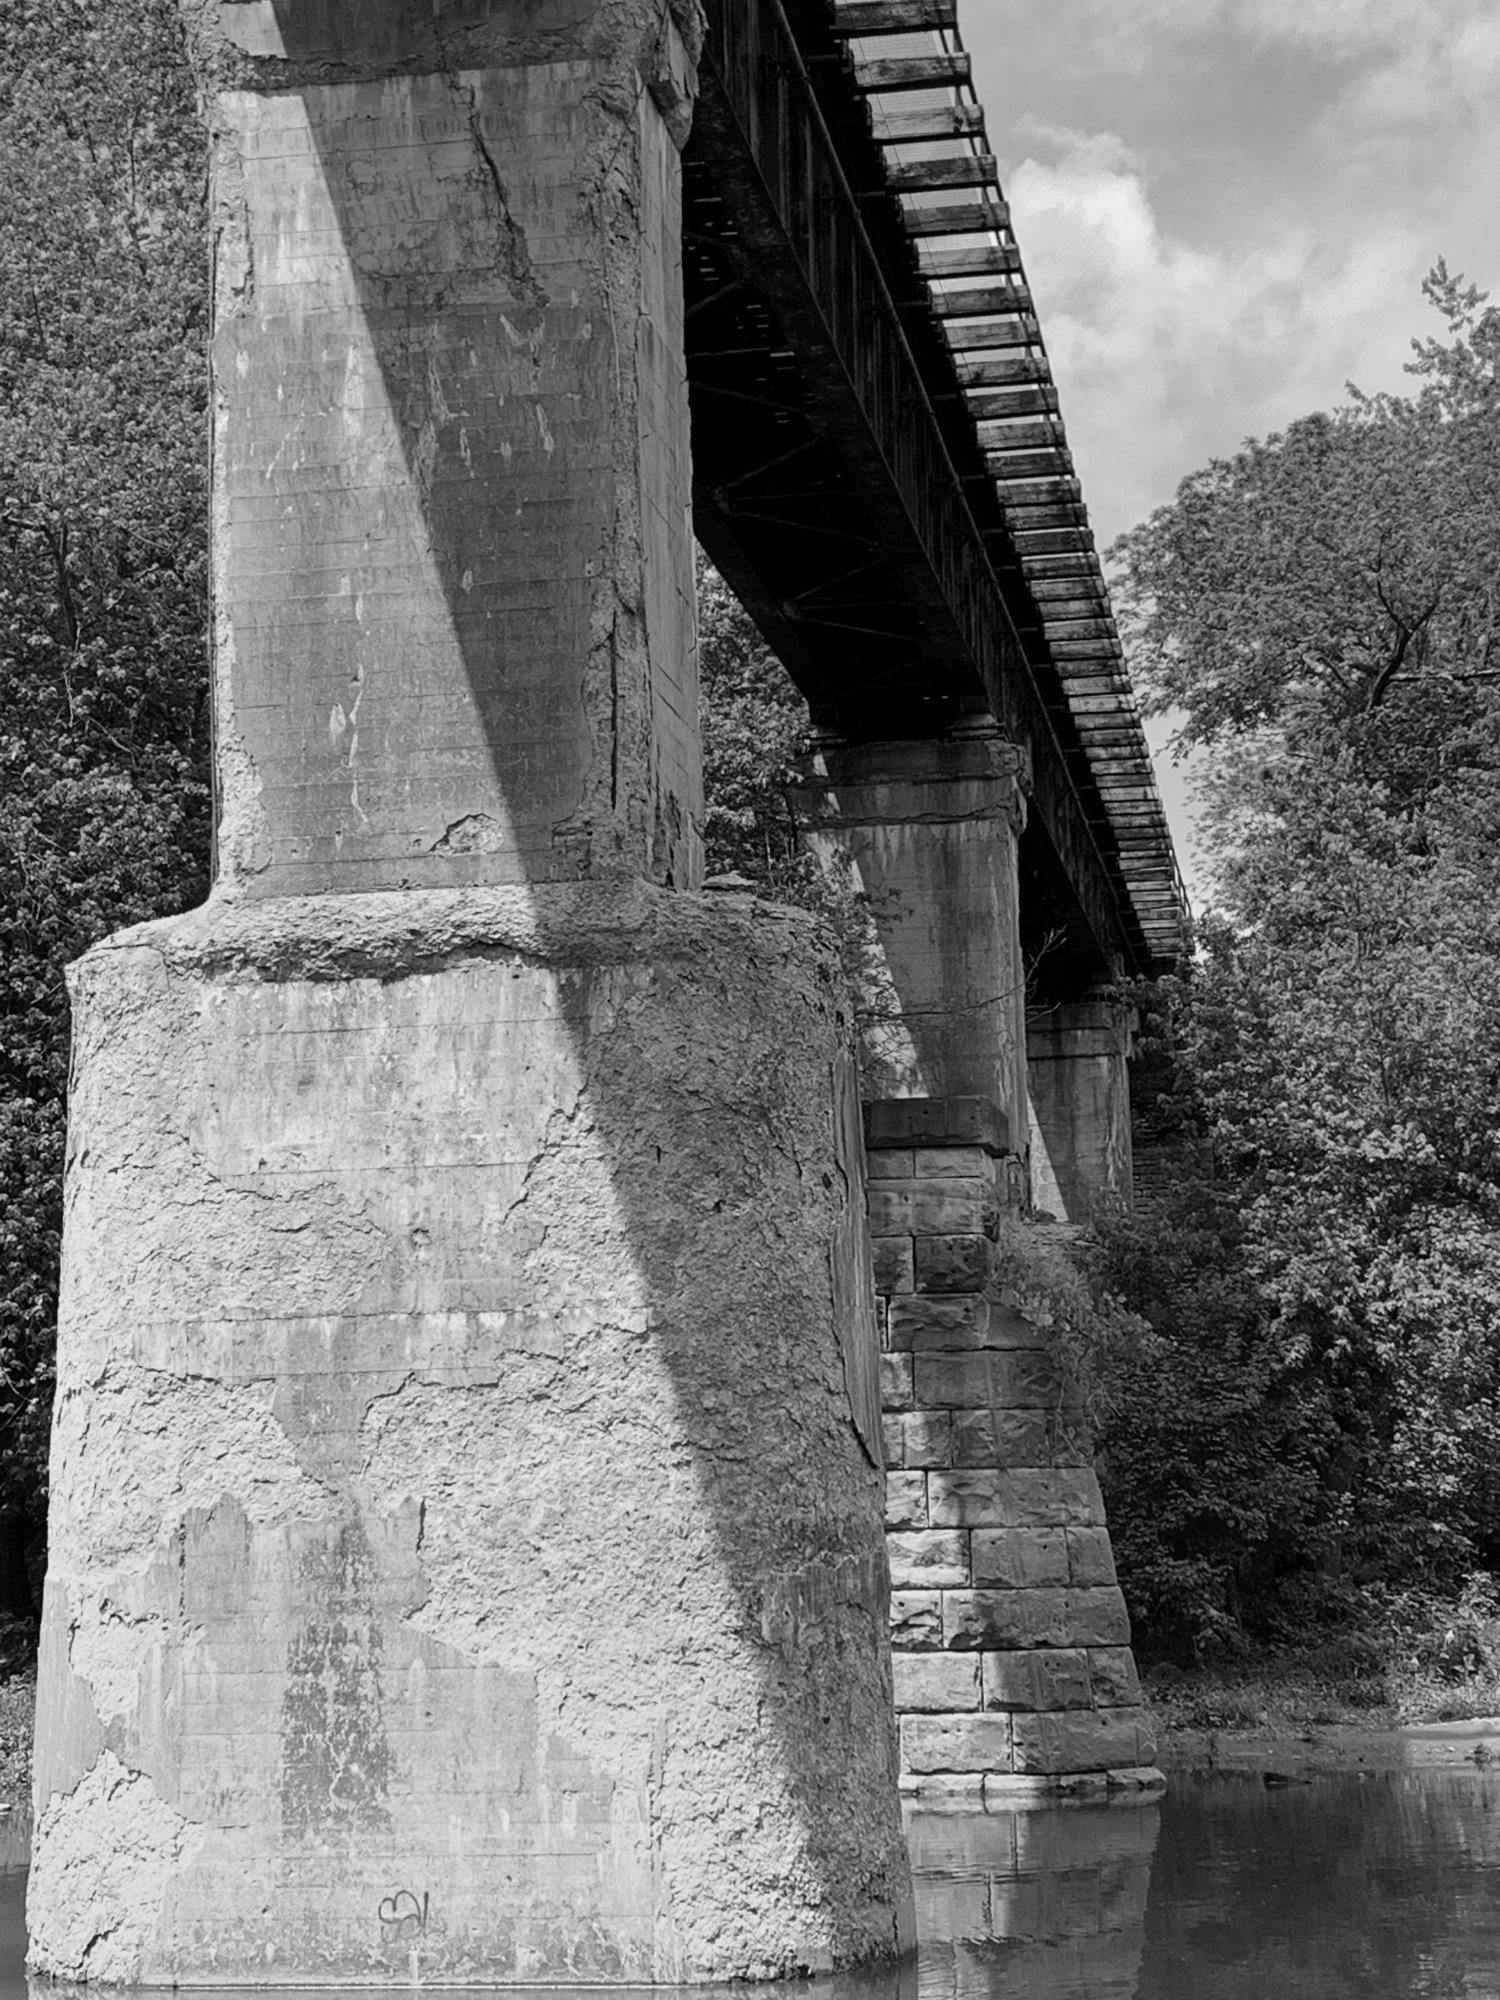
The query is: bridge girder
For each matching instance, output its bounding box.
[684,0,1172,994]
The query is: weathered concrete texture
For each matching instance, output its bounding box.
[869,1141,1155,1791]
[1026,1002,1134,1223]
[200,0,703,896]
[31,883,911,1984]
[793,730,1030,1124]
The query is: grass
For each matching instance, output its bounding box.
[1145,1639,1500,1739]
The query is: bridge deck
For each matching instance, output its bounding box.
[684,0,1186,988]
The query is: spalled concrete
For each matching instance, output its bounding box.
[31,883,911,1982]
[33,0,916,1974]
[31,0,1195,1942]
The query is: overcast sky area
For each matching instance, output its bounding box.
[961,0,1500,901]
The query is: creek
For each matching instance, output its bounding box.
[4,1773,1500,1996]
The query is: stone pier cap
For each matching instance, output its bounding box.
[793,731,1031,835]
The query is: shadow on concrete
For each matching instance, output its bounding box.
[99,0,909,1978]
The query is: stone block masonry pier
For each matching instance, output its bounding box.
[795,733,1158,1800]
[28,0,910,1982]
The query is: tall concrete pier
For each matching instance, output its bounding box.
[29,0,910,1980]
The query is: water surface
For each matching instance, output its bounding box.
[8,1773,1500,1998]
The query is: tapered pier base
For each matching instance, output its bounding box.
[30,884,911,1984]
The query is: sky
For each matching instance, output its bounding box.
[960,0,1500,899]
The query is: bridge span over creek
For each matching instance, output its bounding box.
[32,0,1186,1983]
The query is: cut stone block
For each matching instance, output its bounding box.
[887,1531,970,1591]
[951,1411,997,1464]
[890,1592,943,1648]
[929,1471,1009,1527]
[885,1472,928,1530]
[990,1410,1094,1466]
[981,1647,1091,1712]
[914,1233,994,1293]
[864,1097,1010,1154]
[901,1712,1014,1774]
[872,1236,915,1296]
[1066,1526,1118,1587]
[1068,1587,1132,1647]
[892,1653,982,1713]
[943,1590,1031,1650]
[1010,1710,1147,1777]
[899,1411,954,1468]
[886,1295,992,1351]
[1017,1588,1076,1648]
[971,1527,1071,1588]
[897,1772,986,1806]
[928,1469,1102,1530]
[993,1348,1069,1407]
[1033,1649,1094,1711]
[880,1352,914,1411]
[1087,1646,1142,1707]
[867,1182,994,1237]
[913,1355,990,1408]
[914,1146,994,1179]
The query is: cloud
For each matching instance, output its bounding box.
[1033,0,1490,68]
[1006,135,1424,543]
[962,0,1500,883]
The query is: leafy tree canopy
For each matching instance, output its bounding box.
[1114,263,1500,764]
[0,0,210,1585]
[1097,274,1500,1656]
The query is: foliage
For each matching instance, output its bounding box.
[0,0,210,1592]
[698,556,810,891]
[696,558,971,1087]
[1112,263,1500,754]
[1097,272,1500,1659]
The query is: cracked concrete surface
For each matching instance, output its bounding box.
[28,1751,202,1982]
[199,35,701,900]
[31,883,911,1983]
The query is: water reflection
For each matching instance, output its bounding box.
[1143,1772,1500,1998]
[910,1799,1159,2000]
[10,1774,1500,1997]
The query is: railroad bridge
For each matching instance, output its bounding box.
[31,0,1184,1985]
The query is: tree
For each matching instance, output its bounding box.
[1097,274,1500,1654]
[698,556,810,890]
[0,0,210,1612]
[1113,263,1500,758]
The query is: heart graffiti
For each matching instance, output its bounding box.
[377,1890,430,1940]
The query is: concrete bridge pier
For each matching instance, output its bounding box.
[1028,1000,1136,1224]
[27,0,910,1981]
[795,733,1157,1798]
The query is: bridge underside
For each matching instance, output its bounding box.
[683,0,1175,1006]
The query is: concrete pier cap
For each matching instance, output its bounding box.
[791,724,1031,1131]
[29,0,912,1981]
